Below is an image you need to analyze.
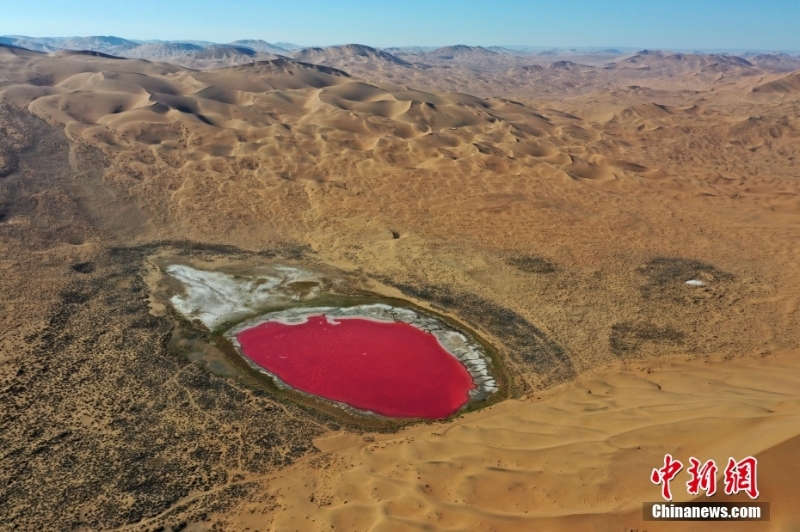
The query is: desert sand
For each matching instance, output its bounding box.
[218,349,800,531]
[1,40,799,531]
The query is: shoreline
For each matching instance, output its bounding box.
[224,303,500,413]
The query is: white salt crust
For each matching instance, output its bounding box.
[166,264,321,329]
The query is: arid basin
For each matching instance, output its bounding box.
[236,315,477,418]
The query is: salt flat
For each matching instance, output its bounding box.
[166,263,321,329]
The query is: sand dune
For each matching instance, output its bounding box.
[753,71,800,93]
[218,349,800,531]
[4,37,795,100]
[282,44,785,100]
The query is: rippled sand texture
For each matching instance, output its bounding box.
[2,42,800,530]
[221,350,800,532]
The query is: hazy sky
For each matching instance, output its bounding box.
[2,0,798,51]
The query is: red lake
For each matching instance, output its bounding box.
[235,315,476,418]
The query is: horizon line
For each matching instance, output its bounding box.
[2,35,799,55]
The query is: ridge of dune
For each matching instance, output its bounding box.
[753,70,800,93]
[218,349,800,531]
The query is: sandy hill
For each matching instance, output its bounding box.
[123,42,204,59]
[0,35,295,66]
[286,45,418,85]
[292,44,411,67]
[0,35,140,55]
[387,45,545,77]
[228,39,289,54]
[272,41,303,51]
[753,70,800,93]
[0,42,35,55]
[193,45,257,60]
[383,46,436,54]
[548,60,593,70]
[1,38,772,95]
[56,35,139,53]
[53,49,124,60]
[1,43,800,532]
[0,42,42,55]
[748,52,800,72]
[0,36,65,53]
[389,44,504,66]
[523,48,627,64]
[609,50,756,71]
[507,64,544,73]
[170,47,280,70]
[426,44,499,60]
[485,46,515,55]
[0,36,24,48]
[0,40,782,103]
[594,48,623,55]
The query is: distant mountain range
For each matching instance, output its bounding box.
[0,35,298,58]
[2,35,798,75]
